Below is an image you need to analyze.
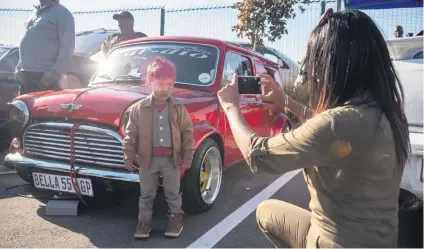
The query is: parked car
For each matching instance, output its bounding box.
[3,36,292,213]
[386,36,423,207]
[228,41,300,88]
[0,28,117,147]
[0,45,20,146]
[387,36,423,248]
[386,35,423,61]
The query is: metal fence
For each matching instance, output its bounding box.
[0,2,422,62]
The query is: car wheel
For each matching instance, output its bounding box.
[181,138,223,214]
[398,189,423,247]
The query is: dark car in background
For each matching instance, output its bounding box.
[0,45,20,146]
[0,28,117,146]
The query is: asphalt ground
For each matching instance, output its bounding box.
[0,147,422,248]
[0,146,307,248]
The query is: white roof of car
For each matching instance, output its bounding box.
[386,36,423,61]
[392,59,423,126]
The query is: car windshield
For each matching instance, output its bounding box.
[74,30,115,56]
[91,42,219,86]
[394,60,423,126]
[0,47,10,60]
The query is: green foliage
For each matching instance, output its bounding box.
[232,0,311,51]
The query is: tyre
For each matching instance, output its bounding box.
[181,138,223,214]
[398,189,423,248]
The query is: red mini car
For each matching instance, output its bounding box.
[4,36,291,213]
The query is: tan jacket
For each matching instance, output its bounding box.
[246,93,403,248]
[123,94,195,169]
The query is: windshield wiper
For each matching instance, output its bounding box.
[96,74,117,83]
[95,74,141,84]
[115,75,141,80]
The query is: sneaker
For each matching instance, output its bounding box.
[134,220,151,239]
[165,213,183,237]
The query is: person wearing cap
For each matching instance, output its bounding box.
[100,11,147,56]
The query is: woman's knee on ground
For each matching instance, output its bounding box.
[256,199,280,232]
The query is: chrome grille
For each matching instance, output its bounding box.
[23,122,125,168]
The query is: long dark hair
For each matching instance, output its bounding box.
[303,8,410,169]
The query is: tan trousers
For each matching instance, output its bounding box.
[256,200,342,248]
[138,156,182,221]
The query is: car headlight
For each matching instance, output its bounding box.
[8,100,30,129]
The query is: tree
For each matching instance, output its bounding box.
[232,0,311,51]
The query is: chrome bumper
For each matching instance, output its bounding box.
[4,153,139,183]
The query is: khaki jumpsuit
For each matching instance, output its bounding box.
[123,95,195,222]
[247,95,403,248]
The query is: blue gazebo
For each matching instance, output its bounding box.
[345,0,423,9]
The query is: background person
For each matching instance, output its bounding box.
[394,25,404,38]
[100,11,147,56]
[217,8,410,248]
[14,0,75,94]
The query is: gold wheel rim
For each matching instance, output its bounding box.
[200,161,211,194]
[198,147,222,205]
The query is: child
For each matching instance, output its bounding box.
[122,57,195,239]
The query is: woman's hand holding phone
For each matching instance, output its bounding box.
[256,74,287,109]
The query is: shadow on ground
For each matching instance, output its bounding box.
[24,162,281,248]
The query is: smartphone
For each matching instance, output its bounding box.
[237,76,262,94]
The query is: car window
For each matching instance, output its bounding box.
[412,50,423,59]
[222,52,253,86]
[92,42,219,87]
[0,47,10,59]
[263,53,279,63]
[271,68,282,86]
[0,50,19,72]
[263,48,290,69]
[255,63,267,75]
[74,31,114,56]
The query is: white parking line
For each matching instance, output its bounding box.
[0,171,15,175]
[187,169,302,248]
[0,165,15,175]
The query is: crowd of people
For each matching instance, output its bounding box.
[13,0,412,247]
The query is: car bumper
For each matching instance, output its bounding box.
[4,153,140,183]
[400,131,424,200]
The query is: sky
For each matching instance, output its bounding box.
[0,0,237,10]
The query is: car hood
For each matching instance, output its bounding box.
[22,83,216,128]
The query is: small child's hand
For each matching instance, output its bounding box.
[181,159,192,170]
[124,160,138,172]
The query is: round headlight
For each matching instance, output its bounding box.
[8,100,30,129]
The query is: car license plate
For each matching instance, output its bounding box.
[32,172,94,197]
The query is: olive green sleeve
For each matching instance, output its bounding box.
[246,110,355,175]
